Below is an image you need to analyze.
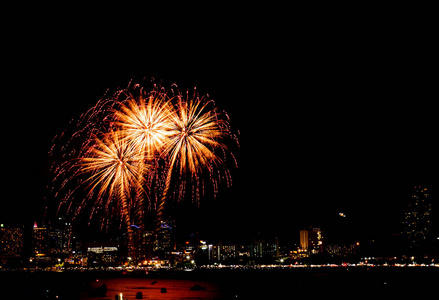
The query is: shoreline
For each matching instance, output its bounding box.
[1,261,439,273]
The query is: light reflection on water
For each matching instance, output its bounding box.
[81,277,222,300]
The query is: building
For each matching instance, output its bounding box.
[137,231,155,261]
[32,222,48,256]
[249,239,279,259]
[0,224,24,264]
[300,228,324,254]
[207,243,237,262]
[154,220,174,259]
[300,230,309,251]
[402,185,432,251]
[47,219,72,255]
[85,242,120,265]
[325,243,359,258]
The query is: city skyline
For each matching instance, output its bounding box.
[2,184,437,267]
[1,8,438,250]
[2,6,439,300]
[2,202,438,269]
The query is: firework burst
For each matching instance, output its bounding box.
[79,130,145,204]
[166,95,225,175]
[115,91,173,159]
[79,130,147,258]
[49,80,238,257]
[155,89,235,229]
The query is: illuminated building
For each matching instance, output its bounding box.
[300,228,324,254]
[137,230,155,261]
[32,219,73,257]
[0,224,24,261]
[32,222,48,256]
[300,230,309,251]
[402,185,432,251]
[48,221,72,255]
[251,241,264,258]
[154,220,174,259]
[48,227,63,254]
[86,242,120,265]
[249,239,279,260]
[325,243,359,257]
[264,238,279,258]
[208,243,237,262]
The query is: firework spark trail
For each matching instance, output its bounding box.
[155,90,232,231]
[49,80,238,253]
[115,91,173,158]
[51,85,141,225]
[114,89,173,230]
[79,130,146,258]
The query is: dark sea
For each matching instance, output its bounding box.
[0,267,438,299]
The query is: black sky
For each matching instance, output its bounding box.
[1,6,437,244]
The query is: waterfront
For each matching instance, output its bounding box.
[1,267,438,299]
[79,277,221,300]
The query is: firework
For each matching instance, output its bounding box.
[113,89,173,231]
[155,90,232,229]
[80,130,144,202]
[115,91,173,159]
[49,81,237,258]
[79,130,146,258]
[166,96,225,174]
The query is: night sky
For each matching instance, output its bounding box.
[1,6,437,245]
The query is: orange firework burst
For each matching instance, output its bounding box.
[80,130,145,202]
[79,130,146,258]
[155,90,233,229]
[49,80,238,254]
[166,96,225,175]
[115,91,173,159]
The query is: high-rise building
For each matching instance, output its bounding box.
[249,238,279,259]
[85,242,120,265]
[154,220,174,259]
[47,224,73,255]
[300,228,324,254]
[402,185,432,251]
[32,218,74,258]
[32,222,48,256]
[300,230,309,251]
[207,243,237,262]
[0,224,24,259]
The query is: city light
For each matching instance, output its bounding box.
[1,75,438,300]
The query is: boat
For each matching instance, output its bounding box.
[88,283,107,297]
[190,284,206,291]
